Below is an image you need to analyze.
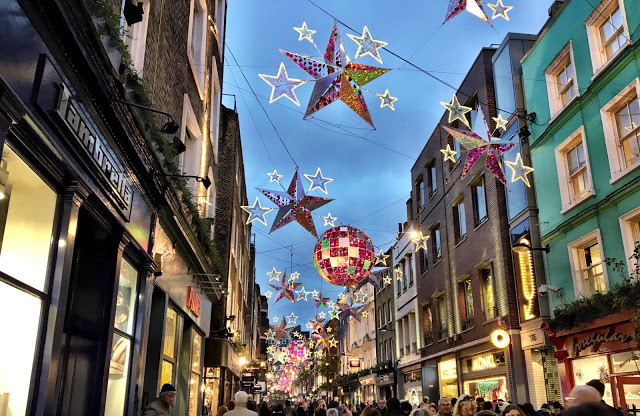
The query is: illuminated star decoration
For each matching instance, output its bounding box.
[505,153,535,187]
[268,169,284,183]
[328,337,338,348]
[289,271,301,282]
[440,144,458,163]
[295,287,309,301]
[347,26,388,64]
[287,313,299,325]
[412,231,430,251]
[304,168,333,194]
[259,62,305,106]
[258,169,333,238]
[444,0,492,26]
[362,310,369,318]
[376,89,398,110]
[375,249,390,266]
[273,316,280,323]
[441,95,472,129]
[327,300,335,309]
[441,108,515,185]
[269,271,302,303]
[294,21,316,42]
[395,266,403,281]
[328,309,340,319]
[322,212,338,227]
[493,114,508,131]
[353,289,367,303]
[309,289,320,298]
[266,329,276,341]
[318,312,326,319]
[271,316,293,341]
[265,290,273,299]
[339,303,361,322]
[486,0,514,20]
[383,275,392,286]
[314,292,331,309]
[281,23,391,128]
[241,197,274,226]
[267,267,282,282]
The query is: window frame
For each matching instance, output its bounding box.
[453,196,467,244]
[186,0,208,99]
[555,125,595,213]
[619,206,640,279]
[431,224,442,263]
[601,78,640,183]
[480,267,497,321]
[585,0,630,76]
[471,176,488,226]
[120,0,151,75]
[415,175,425,211]
[567,229,609,299]
[544,41,579,120]
[407,254,414,287]
[427,160,438,198]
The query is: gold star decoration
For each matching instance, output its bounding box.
[347,26,388,64]
[322,213,338,227]
[376,89,398,111]
[395,266,404,281]
[362,310,369,318]
[440,144,458,163]
[412,231,430,251]
[265,290,273,299]
[266,329,276,341]
[375,249,390,266]
[328,337,338,348]
[267,267,282,282]
[383,275,392,286]
[318,312,326,319]
[287,313,298,325]
[354,289,367,303]
[493,114,508,131]
[440,95,472,129]
[293,22,316,42]
[505,153,535,187]
[309,290,320,298]
[486,0,514,20]
[273,316,280,323]
[289,271,301,282]
[326,326,332,333]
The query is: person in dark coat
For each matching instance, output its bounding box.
[586,379,623,416]
[400,402,413,415]
[562,402,617,416]
[387,398,405,416]
[260,402,272,416]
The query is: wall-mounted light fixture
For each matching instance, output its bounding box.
[155,173,212,189]
[512,242,549,254]
[111,98,179,134]
[123,0,144,26]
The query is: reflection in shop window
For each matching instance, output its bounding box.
[104,334,132,416]
[572,355,614,405]
[189,332,202,416]
[464,376,509,402]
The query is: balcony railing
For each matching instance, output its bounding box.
[462,316,474,330]
[438,327,448,340]
[424,333,434,346]
[484,306,498,321]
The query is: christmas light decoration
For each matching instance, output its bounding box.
[353,288,367,303]
[295,286,309,301]
[271,316,293,341]
[383,275,392,286]
[441,144,458,162]
[289,271,301,282]
[322,212,338,227]
[412,231,430,251]
[269,271,302,303]
[441,95,472,129]
[314,292,331,309]
[327,300,335,309]
[318,311,326,319]
[444,0,491,25]
[486,0,514,20]
[375,249,390,266]
[356,275,380,291]
[361,310,369,318]
[267,267,282,282]
[377,89,398,110]
[241,197,274,226]
[490,329,511,348]
[294,22,316,42]
[259,62,305,106]
[309,289,320,298]
[505,153,535,187]
[313,225,377,287]
[287,313,299,325]
[273,316,279,323]
[281,23,391,128]
[328,337,338,348]
[266,329,276,341]
[258,169,333,238]
[265,290,273,298]
[492,114,508,131]
[518,238,537,320]
[347,26,388,63]
[395,266,403,281]
[329,309,340,319]
[304,167,333,194]
[268,169,284,183]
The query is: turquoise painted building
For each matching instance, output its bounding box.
[522,0,640,309]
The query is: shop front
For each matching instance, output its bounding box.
[546,311,640,410]
[459,350,509,401]
[375,371,395,400]
[401,365,422,407]
[359,374,377,404]
[437,355,459,400]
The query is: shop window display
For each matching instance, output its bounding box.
[438,358,458,399]
[188,332,203,416]
[464,376,508,402]
[572,355,614,405]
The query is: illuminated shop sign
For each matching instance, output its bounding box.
[518,238,537,320]
[471,354,498,371]
[187,286,202,317]
[439,359,457,380]
[490,329,511,349]
[573,329,632,355]
[349,359,361,368]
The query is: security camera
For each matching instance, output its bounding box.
[538,284,561,296]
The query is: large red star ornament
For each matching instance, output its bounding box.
[270,316,293,341]
[269,271,302,303]
[444,0,492,25]
[258,170,333,238]
[280,23,391,128]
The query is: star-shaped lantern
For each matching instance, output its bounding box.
[281,23,391,128]
[289,271,301,282]
[295,286,309,301]
[339,303,361,322]
[265,290,273,298]
[268,169,284,183]
[441,144,458,163]
[412,231,430,251]
[376,89,398,110]
[322,212,338,227]
[259,62,305,106]
[444,0,492,25]
[441,108,515,185]
[383,275,392,286]
[347,26,388,63]
[375,249,390,266]
[441,95,472,129]
[258,170,333,238]
[505,153,535,187]
[304,168,333,194]
[493,114,508,131]
[269,271,302,303]
[486,0,514,20]
[271,316,293,341]
[294,22,316,42]
[241,197,274,226]
[356,275,380,292]
[314,292,331,309]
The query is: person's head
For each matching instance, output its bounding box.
[377,400,387,410]
[419,403,428,409]
[329,401,340,410]
[235,391,249,406]
[562,402,618,416]
[261,402,269,409]
[501,405,526,416]
[452,395,476,416]
[328,408,339,416]
[362,407,382,416]
[159,383,177,406]
[476,398,485,405]
[483,402,494,411]
[450,398,457,408]
[427,403,437,415]
[551,401,563,412]
[585,379,606,399]
[387,398,401,411]
[275,404,284,412]
[409,409,429,416]
[520,403,535,415]
[248,401,258,411]
[286,401,292,407]
[438,398,452,415]
[318,400,326,409]
[248,394,254,402]
[477,412,497,416]
[316,409,327,416]
[227,400,236,410]
[217,405,229,416]
[423,397,430,404]
[401,401,413,415]
[564,385,601,408]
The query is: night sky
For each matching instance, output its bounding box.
[221,1,555,328]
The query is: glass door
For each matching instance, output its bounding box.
[615,377,640,411]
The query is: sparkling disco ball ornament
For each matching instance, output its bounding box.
[314,226,376,287]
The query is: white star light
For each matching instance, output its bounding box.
[322,213,338,227]
[267,267,282,282]
[412,231,430,251]
[267,169,284,183]
[287,313,298,325]
[309,290,320,298]
[440,144,458,163]
[486,0,514,20]
[265,290,273,299]
[258,62,305,106]
[493,114,508,131]
[327,300,335,309]
[318,312,326,319]
[304,168,334,194]
[354,289,367,303]
[375,249,390,266]
[295,287,309,301]
[377,89,398,111]
[505,153,535,187]
[395,267,403,281]
[241,197,274,226]
[305,322,313,329]
[347,26,388,64]
[289,271,301,282]
[383,275,392,286]
[273,316,280,323]
[293,22,316,42]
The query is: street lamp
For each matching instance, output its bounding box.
[511,243,550,254]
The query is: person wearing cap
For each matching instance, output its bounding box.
[142,383,177,415]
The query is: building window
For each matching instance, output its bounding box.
[408,254,414,287]
[555,126,595,212]
[601,78,640,183]
[461,279,474,330]
[161,307,182,385]
[619,207,640,278]
[481,268,496,321]
[120,0,150,75]
[387,300,392,323]
[436,297,447,340]
[427,161,437,197]
[448,135,462,165]
[180,94,203,191]
[415,176,425,209]
[419,244,429,275]
[402,260,408,292]
[210,56,222,162]
[453,199,467,243]
[568,230,608,298]
[472,177,488,226]
[187,0,208,97]
[431,224,441,263]
[423,305,434,345]
[585,0,630,74]
[544,42,578,118]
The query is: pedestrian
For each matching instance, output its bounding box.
[476,412,497,416]
[562,402,618,416]
[298,403,308,416]
[423,397,431,406]
[401,401,413,415]
[362,408,382,416]
[218,405,230,416]
[551,401,563,415]
[563,385,601,409]
[435,398,452,416]
[260,402,271,416]
[377,400,389,416]
[285,400,299,416]
[248,402,258,412]
[476,398,485,410]
[452,395,476,416]
[142,383,177,416]
[450,399,457,409]
[501,405,525,416]
[329,401,342,416]
[225,392,258,416]
[328,407,341,416]
[342,403,353,416]
[351,405,359,416]
[228,401,237,411]
[427,404,437,416]
[520,403,535,416]
[586,379,623,416]
[410,409,429,416]
[316,409,327,416]
[483,402,494,412]
[387,398,405,416]
[273,404,285,416]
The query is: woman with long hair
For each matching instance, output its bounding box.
[452,395,477,416]
[501,405,526,416]
[217,405,229,416]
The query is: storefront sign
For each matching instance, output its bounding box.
[54,83,133,217]
[573,328,631,355]
[349,358,361,368]
[187,286,201,317]
[520,328,545,349]
[439,359,457,380]
[490,329,511,349]
[471,354,498,371]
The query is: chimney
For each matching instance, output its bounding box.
[548,0,565,18]
[398,223,403,234]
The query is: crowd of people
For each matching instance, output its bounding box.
[210,378,625,416]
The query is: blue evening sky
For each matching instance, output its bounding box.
[221,1,555,328]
